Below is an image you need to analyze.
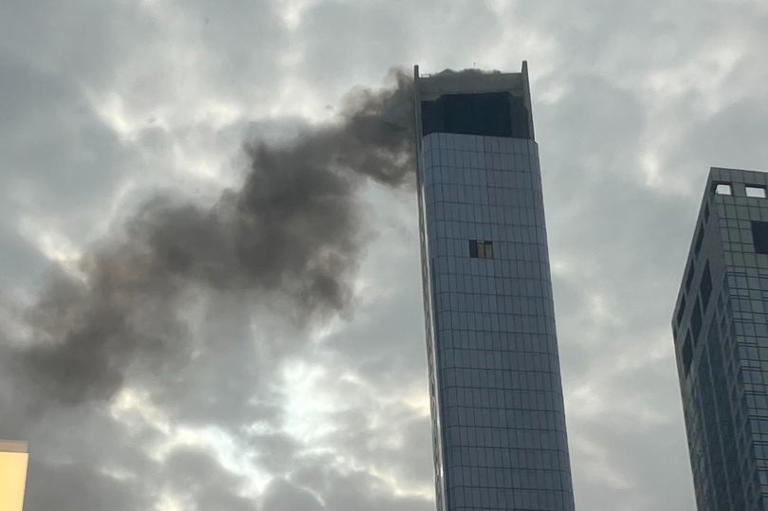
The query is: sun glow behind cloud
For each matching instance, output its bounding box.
[281,361,338,444]
[112,387,271,496]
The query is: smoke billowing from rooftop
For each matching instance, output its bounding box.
[6,69,414,408]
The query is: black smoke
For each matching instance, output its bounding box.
[4,69,414,410]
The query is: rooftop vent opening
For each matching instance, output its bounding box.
[714,183,732,196]
[746,186,767,198]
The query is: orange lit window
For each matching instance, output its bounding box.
[469,240,494,259]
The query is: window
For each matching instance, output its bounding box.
[683,331,693,376]
[700,261,712,309]
[685,262,695,292]
[714,183,732,196]
[691,300,702,344]
[752,221,768,254]
[469,240,493,259]
[746,185,767,198]
[694,225,704,254]
[676,296,687,326]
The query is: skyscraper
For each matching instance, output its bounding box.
[413,63,575,511]
[673,167,768,511]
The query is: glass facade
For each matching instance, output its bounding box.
[414,64,575,511]
[673,167,768,511]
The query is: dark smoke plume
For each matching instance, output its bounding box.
[7,69,414,408]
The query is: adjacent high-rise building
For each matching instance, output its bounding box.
[0,440,29,511]
[413,63,575,511]
[673,167,768,511]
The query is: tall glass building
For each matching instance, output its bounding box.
[673,167,768,511]
[413,63,575,511]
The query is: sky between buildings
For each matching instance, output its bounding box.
[2,1,768,510]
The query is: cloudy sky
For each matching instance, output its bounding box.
[3,1,768,510]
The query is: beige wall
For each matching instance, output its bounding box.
[0,441,29,511]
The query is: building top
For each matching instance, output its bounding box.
[671,166,768,328]
[415,62,528,100]
[413,62,535,141]
[0,440,28,453]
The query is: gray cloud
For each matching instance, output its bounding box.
[24,459,151,511]
[162,447,258,511]
[3,1,768,510]
[288,456,433,511]
[0,59,417,509]
[8,68,414,408]
[534,74,698,508]
[261,479,324,511]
